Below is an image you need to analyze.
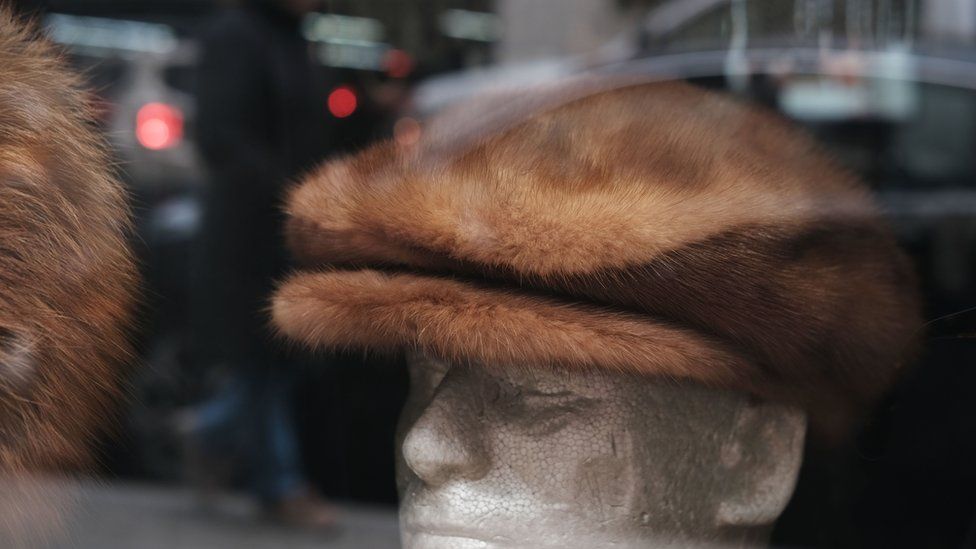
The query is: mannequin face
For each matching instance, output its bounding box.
[396,354,806,549]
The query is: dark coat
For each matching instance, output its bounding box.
[193,3,332,363]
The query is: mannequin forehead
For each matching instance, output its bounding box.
[410,355,749,432]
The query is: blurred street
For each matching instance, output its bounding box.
[3,0,976,547]
[46,481,398,549]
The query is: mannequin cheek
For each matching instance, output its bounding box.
[572,454,635,514]
[502,423,635,513]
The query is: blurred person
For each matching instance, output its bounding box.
[187,0,336,528]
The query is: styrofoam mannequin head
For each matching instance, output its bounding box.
[396,353,806,549]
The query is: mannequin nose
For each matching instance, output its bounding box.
[401,399,489,487]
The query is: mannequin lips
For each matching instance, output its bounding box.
[403,518,508,548]
[400,507,486,537]
[400,480,572,548]
[400,487,510,545]
[403,529,497,546]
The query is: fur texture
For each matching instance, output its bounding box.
[0,10,137,475]
[273,79,920,433]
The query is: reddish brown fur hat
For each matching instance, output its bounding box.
[272,78,920,435]
[0,9,137,477]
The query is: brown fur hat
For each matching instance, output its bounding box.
[272,78,920,434]
[0,9,137,476]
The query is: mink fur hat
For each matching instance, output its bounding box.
[0,11,137,474]
[272,78,920,434]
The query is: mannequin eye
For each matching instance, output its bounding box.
[523,389,575,399]
[518,391,597,413]
[514,398,596,436]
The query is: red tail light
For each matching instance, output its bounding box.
[136,102,183,150]
[383,49,414,78]
[327,86,358,118]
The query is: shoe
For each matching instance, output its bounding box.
[266,489,340,531]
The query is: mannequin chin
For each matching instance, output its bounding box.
[395,353,806,549]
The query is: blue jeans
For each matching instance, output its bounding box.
[191,364,304,503]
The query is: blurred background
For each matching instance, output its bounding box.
[9,0,976,547]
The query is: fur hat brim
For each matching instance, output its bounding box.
[273,269,758,387]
